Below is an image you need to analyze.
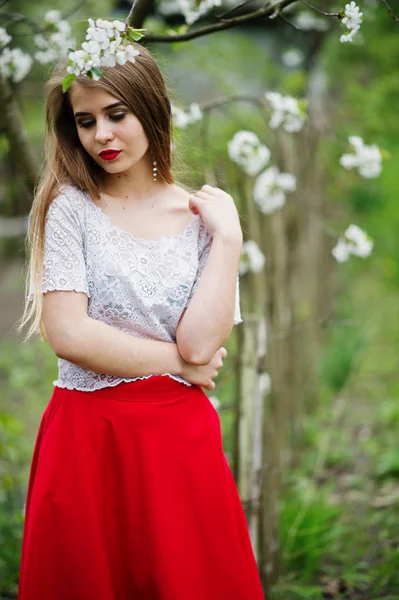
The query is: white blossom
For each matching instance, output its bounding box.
[0,47,32,82]
[345,224,373,257]
[112,20,127,33]
[177,0,222,25]
[82,40,102,56]
[254,166,296,215]
[0,27,12,49]
[239,240,266,275]
[259,373,271,396]
[340,136,382,178]
[340,1,363,43]
[340,30,358,43]
[209,396,220,411]
[66,49,99,76]
[126,47,141,64]
[171,103,203,128]
[44,10,61,24]
[342,1,363,30]
[332,224,373,262]
[332,238,352,262]
[265,92,306,133]
[227,131,271,176]
[34,15,75,65]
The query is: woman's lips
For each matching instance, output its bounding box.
[99,150,121,161]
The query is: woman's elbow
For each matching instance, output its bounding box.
[48,335,75,361]
[176,335,210,365]
[176,338,215,366]
[43,322,80,362]
[176,322,231,365]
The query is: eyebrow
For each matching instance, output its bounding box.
[74,102,127,118]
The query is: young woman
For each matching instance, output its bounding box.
[17,37,265,600]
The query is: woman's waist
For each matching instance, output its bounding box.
[54,371,194,400]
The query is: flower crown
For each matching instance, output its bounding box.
[62,18,145,92]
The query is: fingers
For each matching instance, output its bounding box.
[194,191,212,201]
[195,184,218,199]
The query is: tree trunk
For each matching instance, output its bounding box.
[0,75,38,212]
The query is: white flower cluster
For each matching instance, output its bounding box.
[239,240,266,276]
[340,1,363,43]
[0,47,32,83]
[332,224,373,262]
[227,131,271,176]
[340,136,382,178]
[177,0,222,25]
[34,11,76,65]
[265,92,307,133]
[0,26,32,82]
[0,26,12,48]
[253,167,296,215]
[171,103,202,128]
[65,19,142,88]
[226,129,296,215]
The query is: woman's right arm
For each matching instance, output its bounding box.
[42,290,225,390]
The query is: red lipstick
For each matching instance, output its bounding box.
[99,150,121,161]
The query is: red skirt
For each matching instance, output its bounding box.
[17,375,264,600]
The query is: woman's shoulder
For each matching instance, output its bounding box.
[48,183,87,214]
[46,184,88,229]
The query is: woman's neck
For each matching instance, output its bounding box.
[101,169,170,207]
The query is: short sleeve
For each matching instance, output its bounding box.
[187,220,243,325]
[28,189,90,300]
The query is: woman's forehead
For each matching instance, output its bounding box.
[69,84,121,114]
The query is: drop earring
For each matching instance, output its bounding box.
[152,160,158,182]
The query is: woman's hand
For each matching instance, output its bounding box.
[180,346,227,390]
[189,185,242,242]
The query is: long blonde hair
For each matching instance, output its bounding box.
[18,44,174,342]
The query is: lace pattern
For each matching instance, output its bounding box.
[31,185,243,391]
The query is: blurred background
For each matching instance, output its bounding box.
[0,0,398,598]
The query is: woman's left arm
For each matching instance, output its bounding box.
[176,185,243,365]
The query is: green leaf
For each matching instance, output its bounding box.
[167,24,189,38]
[86,70,93,79]
[91,66,104,79]
[126,28,146,42]
[62,74,76,93]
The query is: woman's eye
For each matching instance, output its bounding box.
[77,121,94,129]
[76,113,126,129]
[109,113,126,121]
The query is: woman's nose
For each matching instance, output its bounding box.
[95,120,114,144]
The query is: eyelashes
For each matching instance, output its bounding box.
[77,113,127,129]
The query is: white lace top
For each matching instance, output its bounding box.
[31,184,242,391]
